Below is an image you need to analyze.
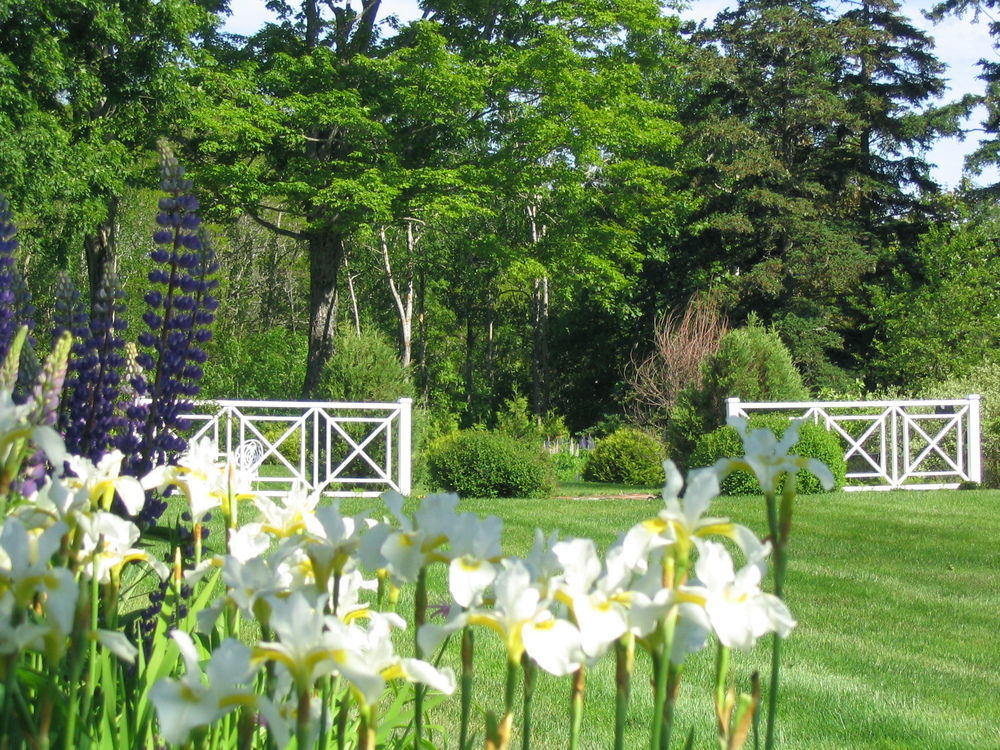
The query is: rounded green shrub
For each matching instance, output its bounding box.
[666,318,809,464]
[701,320,809,416]
[318,324,414,403]
[689,414,845,495]
[582,428,664,485]
[551,450,586,482]
[426,430,553,498]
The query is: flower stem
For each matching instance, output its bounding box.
[650,648,669,750]
[764,634,783,750]
[568,665,585,750]
[414,567,427,750]
[763,491,789,750]
[496,658,519,750]
[521,655,535,750]
[79,559,101,727]
[359,704,376,750]
[614,635,633,750]
[296,689,311,750]
[459,628,474,750]
[335,691,349,750]
[714,644,731,719]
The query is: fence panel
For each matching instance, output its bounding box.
[180,398,412,497]
[725,396,981,490]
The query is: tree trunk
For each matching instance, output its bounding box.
[531,276,550,416]
[417,268,428,400]
[380,223,417,369]
[463,306,476,426]
[302,229,345,397]
[84,196,119,316]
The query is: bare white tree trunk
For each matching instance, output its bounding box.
[527,199,550,416]
[379,221,420,368]
[344,253,362,337]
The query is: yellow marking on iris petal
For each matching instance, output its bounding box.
[426,534,449,551]
[343,608,370,623]
[697,522,735,538]
[554,590,574,608]
[532,618,556,631]
[220,694,258,709]
[642,518,668,534]
[381,664,405,681]
[467,613,507,641]
[675,591,707,607]
[459,557,482,571]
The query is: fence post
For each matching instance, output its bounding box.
[968,394,982,484]
[725,397,741,419]
[399,398,413,496]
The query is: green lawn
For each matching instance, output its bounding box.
[158,484,1000,750]
[357,487,999,750]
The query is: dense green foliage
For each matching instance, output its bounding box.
[921,362,1000,487]
[582,428,664,486]
[551,450,588,482]
[426,430,553,498]
[2,0,999,444]
[666,321,809,463]
[689,415,847,495]
[318,325,415,404]
[201,327,307,400]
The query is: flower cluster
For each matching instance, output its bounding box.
[0,197,35,377]
[0,359,829,750]
[4,168,221,522]
[1,341,163,667]
[122,147,219,521]
[136,418,828,750]
[59,270,129,462]
[0,198,17,362]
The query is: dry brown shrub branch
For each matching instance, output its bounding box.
[627,296,729,425]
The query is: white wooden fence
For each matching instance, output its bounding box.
[181,398,412,497]
[725,396,982,491]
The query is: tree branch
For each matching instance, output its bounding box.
[246,206,307,241]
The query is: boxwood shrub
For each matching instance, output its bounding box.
[582,428,664,485]
[426,429,553,498]
[689,414,846,495]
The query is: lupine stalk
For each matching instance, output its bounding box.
[0,198,35,370]
[59,270,127,462]
[12,332,72,496]
[121,146,218,523]
[0,197,20,363]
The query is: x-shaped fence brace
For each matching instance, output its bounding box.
[725,396,981,491]
[183,399,413,497]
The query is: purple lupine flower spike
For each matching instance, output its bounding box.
[60,270,128,462]
[121,145,217,524]
[0,197,20,364]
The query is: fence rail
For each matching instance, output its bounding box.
[180,398,412,497]
[725,395,981,491]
